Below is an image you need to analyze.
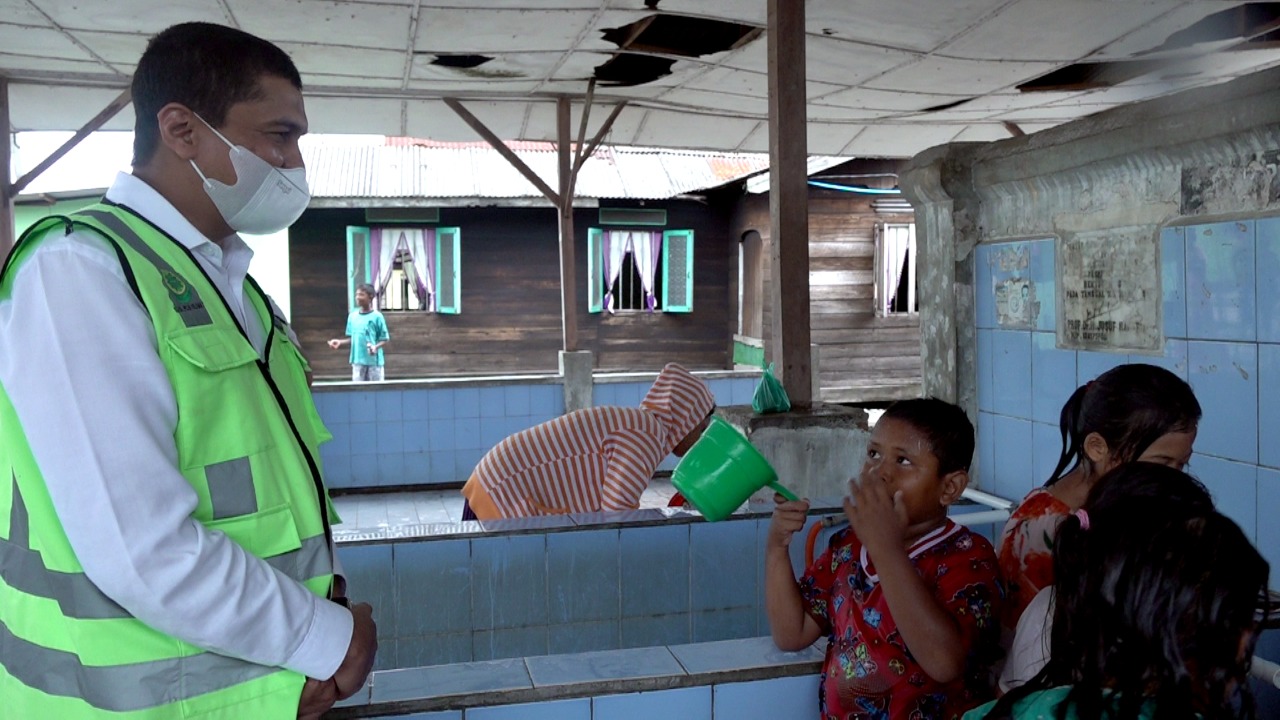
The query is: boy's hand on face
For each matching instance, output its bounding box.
[766,493,811,550]
[844,477,909,559]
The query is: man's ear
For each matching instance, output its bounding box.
[1082,432,1111,466]
[155,103,201,161]
[939,469,969,506]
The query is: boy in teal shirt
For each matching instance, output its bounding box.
[328,283,390,381]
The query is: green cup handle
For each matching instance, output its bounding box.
[768,480,799,502]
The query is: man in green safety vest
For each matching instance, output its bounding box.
[0,22,376,719]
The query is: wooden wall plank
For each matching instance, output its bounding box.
[290,202,733,380]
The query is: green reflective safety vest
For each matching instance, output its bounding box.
[0,202,340,718]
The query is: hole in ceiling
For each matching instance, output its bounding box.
[1141,3,1280,54]
[1021,4,1280,92]
[919,98,975,113]
[423,53,525,78]
[1017,59,1162,92]
[593,53,678,86]
[602,14,761,59]
[429,54,493,69]
[594,13,762,85]
[644,0,660,8]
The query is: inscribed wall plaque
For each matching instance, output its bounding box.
[1059,227,1161,352]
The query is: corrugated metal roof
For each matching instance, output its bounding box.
[301,137,770,201]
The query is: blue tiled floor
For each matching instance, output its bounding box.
[332,479,681,534]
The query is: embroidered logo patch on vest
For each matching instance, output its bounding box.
[161,269,190,301]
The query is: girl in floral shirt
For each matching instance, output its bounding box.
[996,363,1200,634]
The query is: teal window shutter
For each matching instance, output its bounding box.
[587,227,604,313]
[345,225,372,310]
[436,226,462,314]
[661,229,694,313]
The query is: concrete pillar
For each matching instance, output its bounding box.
[899,144,982,413]
[559,350,594,414]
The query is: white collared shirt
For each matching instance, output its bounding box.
[0,172,350,680]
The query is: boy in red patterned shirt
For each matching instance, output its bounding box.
[766,398,1002,720]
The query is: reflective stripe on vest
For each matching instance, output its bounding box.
[78,208,213,328]
[0,474,333,621]
[0,620,277,713]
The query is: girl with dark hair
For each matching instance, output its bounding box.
[997,363,1202,633]
[997,462,1214,691]
[970,463,1269,720]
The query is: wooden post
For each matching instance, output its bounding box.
[0,78,13,263]
[767,0,813,407]
[556,97,578,352]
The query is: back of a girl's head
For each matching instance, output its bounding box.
[1047,363,1201,485]
[1032,464,1268,719]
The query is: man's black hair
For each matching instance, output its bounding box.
[131,22,302,166]
[880,397,975,475]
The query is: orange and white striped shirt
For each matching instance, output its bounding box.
[462,363,715,518]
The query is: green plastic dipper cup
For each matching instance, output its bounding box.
[671,416,798,522]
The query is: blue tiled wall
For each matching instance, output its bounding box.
[366,679,817,720]
[337,514,781,670]
[973,219,1280,587]
[313,377,758,488]
[340,500,1002,672]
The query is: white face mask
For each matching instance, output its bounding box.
[189,115,310,235]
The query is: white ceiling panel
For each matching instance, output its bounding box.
[658,88,767,115]
[1091,1,1252,60]
[307,75,408,91]
[305,97,406,135]
[410,52,564,85]
[866,56,1060,95]
[805,0,1011,54]
[940,0,1180,62]
[947,91,1088,113]
[0,24,97,62]
[631,108,759,150]
[6,0,1280,158]
[0,55,118,79]
[950,124,1020,143]
[9,85,136,132]
[814,87,970,112]
[652,0,765,26]
[844,124,966,157]
[280,43,405,80]
[66,31,152,67]
[417,9,598,53]
[227,0,414,47]
[39,0,226,33]
[0,1,53,26]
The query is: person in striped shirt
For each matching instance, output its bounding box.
[460,363,715,520]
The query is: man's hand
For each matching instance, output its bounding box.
[766,493,810,551]
[327,338,343,349]
[297,677,338,720]
[843,477,908,560]
[332,602,377,700]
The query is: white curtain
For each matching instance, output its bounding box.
[373,227,404,299]
[404,228,436,311]
[632,230,662,312]
[884,224,911,312]
[604,230,631,313]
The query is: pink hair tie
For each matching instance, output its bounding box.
[1074,509,1090,530]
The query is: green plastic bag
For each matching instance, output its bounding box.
[752,362,792,414]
